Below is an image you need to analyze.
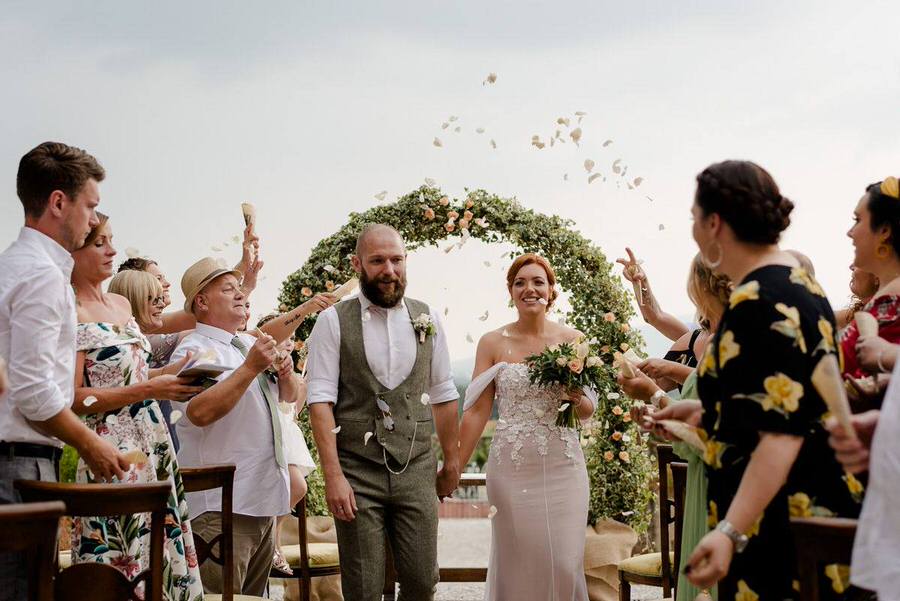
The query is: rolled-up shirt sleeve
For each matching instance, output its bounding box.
[305,308,341,405]
[427,309,459,404]
[8,270,71,421]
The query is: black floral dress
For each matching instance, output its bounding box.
[696,265,863,600]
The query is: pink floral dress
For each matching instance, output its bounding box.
[73,320,203,601]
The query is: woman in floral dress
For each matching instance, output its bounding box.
[622,161,862,600]
[70,214,206,601]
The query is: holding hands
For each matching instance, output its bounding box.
[826,410,880,474]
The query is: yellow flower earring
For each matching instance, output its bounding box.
[876,237,892,260]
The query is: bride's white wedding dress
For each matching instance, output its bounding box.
[465,362,593,601]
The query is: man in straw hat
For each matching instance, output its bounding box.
[167,256,301,596]
[306,224,461,601]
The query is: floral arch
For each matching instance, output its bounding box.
[279,186,653,531]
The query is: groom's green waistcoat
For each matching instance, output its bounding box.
[333,297,435,467]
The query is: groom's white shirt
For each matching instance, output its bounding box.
[306,292,458,405]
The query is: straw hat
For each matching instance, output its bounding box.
[181,257,242,313]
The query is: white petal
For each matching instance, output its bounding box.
[584,159,595,172]
[83,396,98,407]
[364,432,374,445]
[659,223,665,231]
[478,310,489,321]
[533,408,546,418]
[483,261,491,267]
[449,115,459,122]
[433,137,443,147]
[466,333,474,343]
[489,139,497,149]
[441,122,449,130]
[484,72,497,84]
[475,127,485,134]
[105,414,118,425]
[563,173,569,181]
[232,235,241,243]
[488,505,498,519]
[170,410,183,424]
[570,128,582,144]
[425,177,436,186]
[556,117,570,127]
[124,247,141,258]
[444,307,449,316]
[588,173,602,184]
[612,159,622,174]
[211,245,223,252]
[454,126,462,133]
[603,139,613,147]
[633,177,643,187]
[420,393,431,405]
[374,191,388,201]
[331,425,342,434]
[558,403,570,412]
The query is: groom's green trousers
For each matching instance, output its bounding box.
[333,450,440,601]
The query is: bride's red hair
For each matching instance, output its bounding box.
[506,253,558,311]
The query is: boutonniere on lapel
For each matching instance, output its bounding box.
[411,314,436,344]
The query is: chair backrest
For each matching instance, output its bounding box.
[179,464,236,600]
[790,516,858,601]
[0,500,66,601]
[656,444,688,593]
[15,480,170,601]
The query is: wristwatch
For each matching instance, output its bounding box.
[715,520,749,553]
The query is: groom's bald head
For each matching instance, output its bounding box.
[355,223,405,258]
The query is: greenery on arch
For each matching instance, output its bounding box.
[280,186,654,531]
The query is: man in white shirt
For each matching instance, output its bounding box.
[0,142,129,601]
[306,224,460,601]
[169,256,296,597]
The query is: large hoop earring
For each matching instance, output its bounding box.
[702,241,723,269]
[876,243,891,260]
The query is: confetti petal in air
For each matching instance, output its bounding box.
[557,117,571,127]
[433,137,443,147]
[170,410,183,424]
[563,173,569,181]
[633,177,644,187]
[420,393,430,405]
[449,115,458,122]
[83,396,98,407]
[483,261,491,267]
[602,139,613,147]
[488,505,498,519]
[588,173,602,184]
[490,139,497,149]
[374,191,387,201]
[454,126,461,133]
[444,307,449,316]
[584,159,595,173]
[232,235,241,243]
[425,177,436,186]
[364,432,374,445]
[483,72,498,85]
[612,159,622,174]
[441,122,449,130]
[575,111,587,122]
[569,128,582,145]
[211,245,223,252]
[478,310,489,321]
[331,426,341,434]
[466,333,474,343]
[475,127,485,134]
[659,224,665,231]
[125,247,141,258]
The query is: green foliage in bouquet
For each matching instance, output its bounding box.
[279,187,653,531]
[525,339,605,429]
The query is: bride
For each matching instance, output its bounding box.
[459,253,596,601]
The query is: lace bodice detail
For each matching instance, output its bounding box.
[489,363,580,466]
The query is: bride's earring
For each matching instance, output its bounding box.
[702,241,723,269]
[508,297,514,308]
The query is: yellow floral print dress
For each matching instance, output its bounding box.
[696,266,862,600]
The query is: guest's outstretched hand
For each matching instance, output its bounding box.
[685,530,733,589]
[616,367,658,402]
[826,410,880,474]
[616,247,646,284]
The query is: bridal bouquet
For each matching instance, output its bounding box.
[525,338,605,428]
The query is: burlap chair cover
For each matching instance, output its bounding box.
[584,519,638,601]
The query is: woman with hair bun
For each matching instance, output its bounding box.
[841,178,900,388]
[620,161,860,599]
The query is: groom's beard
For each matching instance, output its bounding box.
[360,267,406,308]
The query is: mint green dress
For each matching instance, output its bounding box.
[672,371,717,601]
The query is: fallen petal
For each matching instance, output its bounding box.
[558,403,570,412]
[364,432,374,445]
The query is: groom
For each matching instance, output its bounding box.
[307,223,460,601]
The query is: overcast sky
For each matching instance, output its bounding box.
[2,1,899,362]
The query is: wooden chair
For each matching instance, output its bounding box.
[273,495,341,601]
[790,517,858,601]
[179,464,268,601]
[618,444,688,601]
[0,500,66,601]
[15,480,170,601]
